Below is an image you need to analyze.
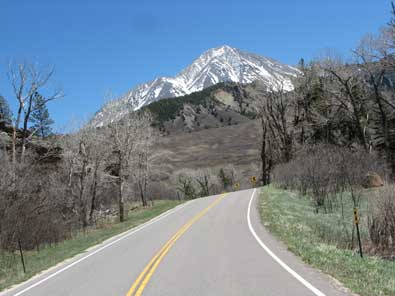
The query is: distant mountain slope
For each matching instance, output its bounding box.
[145,81,269,135]
[150,119,261,184]
[91,45,300,127]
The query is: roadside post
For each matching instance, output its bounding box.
[18,238,26,273]
[234,182,240,191]
[250,176,257,187]
[353,207,363,258]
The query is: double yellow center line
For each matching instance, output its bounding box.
[126,193,227,296]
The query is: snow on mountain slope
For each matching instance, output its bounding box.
[91,45,300,127]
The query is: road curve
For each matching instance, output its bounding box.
[2,189,351,296]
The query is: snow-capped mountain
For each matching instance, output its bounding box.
[91,45,300,127]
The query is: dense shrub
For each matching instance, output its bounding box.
[147,182,179,201]
[0,151,73,251]
[174,167,235,199]
[369,186,395,252]
[272,144,386,212]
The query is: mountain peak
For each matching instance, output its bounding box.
[194,45,240,62]
[91,46,300,127]
[206,45,237,55]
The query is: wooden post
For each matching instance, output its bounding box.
[18,238,26,273]
[353,208,363,258]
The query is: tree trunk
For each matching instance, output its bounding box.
[12,105,23,165]
[140,183,147,207]
[20,93,34,161]
[118,176,125,222]
[261,137,267,185]
[81,202,88,230]
[79,159,88,229]
[89,165,99,223]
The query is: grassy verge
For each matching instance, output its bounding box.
[259,186,395,296]
[0,200,183,292]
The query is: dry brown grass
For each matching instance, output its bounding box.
[151,120,261,184]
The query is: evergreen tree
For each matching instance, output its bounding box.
[30,93,54,137]
[0,95,12,125]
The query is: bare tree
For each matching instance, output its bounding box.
[354,31,395,176]
[193,168,220,197]
[259,116,274,185]
[174,168,197,200]
[62,129,90,229]
[62,125,110,228]
[88,128,111,222]
[7,62,63,163]
[318,55,370,150]
[109,108,152,221]
[257,84,296,185]
[174,168,220,199]
[132,112,155,207]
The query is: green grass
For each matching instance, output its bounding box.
[260,186,395,296]
[0,200,183,292]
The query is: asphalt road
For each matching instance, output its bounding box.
[2,189,351,296]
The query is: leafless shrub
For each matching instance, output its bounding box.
[174,168,221,199]
[193,168,221,197]
[146,182,178,201]
[174,169,198,200]
[272,144,385,212]
[0,150,72,251]
[217,164,240,190]
[368,185,395,252]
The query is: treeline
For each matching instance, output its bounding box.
[262,3,395,254]
[260,3,395,180]
[173,165,255,199]
[0,63,155,255]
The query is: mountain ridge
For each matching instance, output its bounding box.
[91,45,300,127]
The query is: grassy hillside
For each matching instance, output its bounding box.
[150,119,261,187]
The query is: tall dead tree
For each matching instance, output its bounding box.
[88,128,111,222]
[62,126,110,228]
[133,115,155,207]
[259,86,295,163]
[259,117,273,185]
[109,106,152,222]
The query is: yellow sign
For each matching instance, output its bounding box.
[234,182,240,190]
[251,176,257,183]
[353,208,359,225]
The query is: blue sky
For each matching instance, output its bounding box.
[0,0,391,130]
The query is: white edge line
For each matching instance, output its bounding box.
[247,188,327,296]
[8,201,191,296]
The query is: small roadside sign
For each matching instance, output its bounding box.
[353,208,359,225]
